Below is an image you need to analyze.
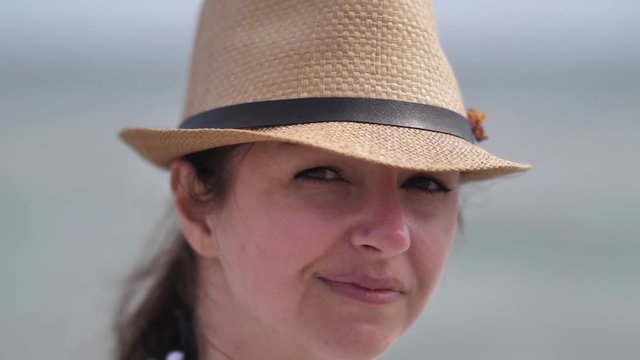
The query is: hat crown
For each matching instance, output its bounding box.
[182,0,466,120]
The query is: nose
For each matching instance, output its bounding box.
[350,189,411,258]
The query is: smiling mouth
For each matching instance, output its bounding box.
[318,276,405,305]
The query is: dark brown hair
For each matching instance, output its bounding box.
[114,145,241,360]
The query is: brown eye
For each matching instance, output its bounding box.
[403,175,451,194]
[295,166,343,181]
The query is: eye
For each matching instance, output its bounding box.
[294,166,343,181]
[402,175,451,194]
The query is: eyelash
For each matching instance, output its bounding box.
[295,167,451,193]
[294,166,343,182]
[402,175,451,194]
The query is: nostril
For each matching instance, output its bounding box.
[360,244,379,252]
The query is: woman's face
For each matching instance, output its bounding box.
[184,142,459,360]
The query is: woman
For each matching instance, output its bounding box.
[117,0,529,359]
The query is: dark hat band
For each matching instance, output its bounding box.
[180,97,476,144]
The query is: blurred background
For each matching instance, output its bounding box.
[1,0,638,359]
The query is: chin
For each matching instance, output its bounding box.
[308,322,401,360]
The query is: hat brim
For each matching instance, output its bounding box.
[119,122,529,182]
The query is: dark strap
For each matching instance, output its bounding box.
[180,97,475,143]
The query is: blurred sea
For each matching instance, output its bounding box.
[1,1,638,359]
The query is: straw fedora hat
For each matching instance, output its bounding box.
[120,0,529,181]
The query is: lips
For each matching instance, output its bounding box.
[318,274,406,305]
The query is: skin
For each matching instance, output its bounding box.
[171,142,460,360]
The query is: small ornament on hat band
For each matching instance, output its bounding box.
[467,108,488,142]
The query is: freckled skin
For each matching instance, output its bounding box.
[174,142,459,360]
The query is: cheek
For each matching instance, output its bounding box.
[408,198,458,296]
[247,201,340,270]
[215,193,340,297]
[210,193,347,332]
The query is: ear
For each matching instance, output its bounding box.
[170,159,220,259]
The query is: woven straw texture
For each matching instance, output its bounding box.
[183,0,465,117]
[120,0,530,180]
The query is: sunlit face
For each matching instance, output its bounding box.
[183,142,459,360]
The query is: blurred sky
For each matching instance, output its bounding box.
[1,1,639,359]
